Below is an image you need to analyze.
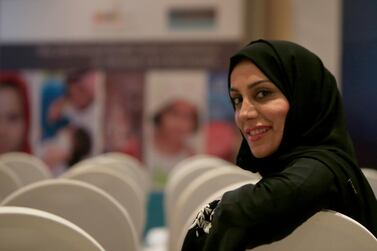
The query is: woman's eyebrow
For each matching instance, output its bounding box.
[229,79,271,92]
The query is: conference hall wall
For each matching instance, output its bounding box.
[0,0,243,189]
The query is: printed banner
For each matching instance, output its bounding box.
[0,41,242,186]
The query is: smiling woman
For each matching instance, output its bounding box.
[182,39,377,251]
[229,60,289,158]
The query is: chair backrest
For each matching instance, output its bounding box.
[66,160,147,205]
[61,167,145,238]
[0,206,105,251]
[98,152,151,191]
[165,164,224,225]
[0,152,51,186]
[0,163,22,202]
[1,179,139,251]
[361,168,377,197]
[249,210,377,251]
[168,154,230,181]
[165,156,231,224]
[69,152,150,198]
[169,167,260,251]
[100,152,150,188]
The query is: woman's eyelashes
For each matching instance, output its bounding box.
[255,88,273,100]
[230,88,273,107]
[231,96,242,107]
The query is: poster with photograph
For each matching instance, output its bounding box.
[144,70,207,190]
[204,72,240,162]
[34,69,104,176]
[104,71,144,161]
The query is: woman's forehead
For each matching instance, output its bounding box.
[230,61,272,87]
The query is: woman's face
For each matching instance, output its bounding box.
[229,60,289,158]
[0,86,26,153]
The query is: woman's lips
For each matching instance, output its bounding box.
[245,126,271,142]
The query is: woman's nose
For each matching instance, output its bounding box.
[239,100,258,120]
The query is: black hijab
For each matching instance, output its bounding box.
[182,40,377,251]
[230,39,377,235]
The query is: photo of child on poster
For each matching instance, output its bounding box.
[144,70,207,190]
[37,69,104,176]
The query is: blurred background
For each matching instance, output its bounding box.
[1,0,376,239]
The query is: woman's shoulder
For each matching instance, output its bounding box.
[281,157,336,181]
[288,157,330,168]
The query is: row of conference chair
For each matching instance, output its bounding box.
[1,151,377,251]
[0,151,150,251]
[164,154,377,251]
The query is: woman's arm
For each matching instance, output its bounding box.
[204,158,337,250]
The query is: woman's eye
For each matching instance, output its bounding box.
[255,89,272,99]
[231,96,242,106]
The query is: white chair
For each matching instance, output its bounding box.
[0,163,22,202]
[361,168,377,197]
[1,179,140,251]
[61,167,146,238]
[67,158,148,207]
[0,206,105,251]
[165,155,232,225]
[167,154,230,181]
[249,210,377,251]
[169,167,260,251]
[100,152,151,192]
[69,152,150,198]
[0,152,51,186]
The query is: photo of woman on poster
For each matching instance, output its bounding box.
[0,72,31,154]
[144,70,207,189]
